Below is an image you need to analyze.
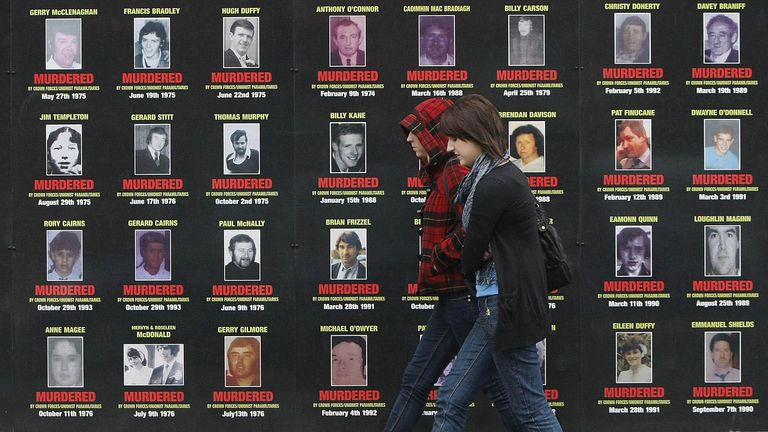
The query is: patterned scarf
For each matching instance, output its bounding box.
[455,151,510,284]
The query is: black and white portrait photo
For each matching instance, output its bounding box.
[134,18,171,69]
[508,15,544,66]
[46,125,83,176]
[330,122,366,173]
[223,123,260,175]
[134,124,171,175]
[223,17,259,68]
[224,230,261,281]
[48,337,84,388]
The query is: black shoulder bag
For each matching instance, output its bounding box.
[533,199,572,291]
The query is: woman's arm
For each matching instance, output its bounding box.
[461,176,507,275]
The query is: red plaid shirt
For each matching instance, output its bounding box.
[401,98,469,295]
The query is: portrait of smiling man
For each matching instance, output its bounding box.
[46,19,82,70]
[704,13,740,64]
[223,17,259,68]
[330,229,367,280]
[330,122,366,173]
[224,230,261,281]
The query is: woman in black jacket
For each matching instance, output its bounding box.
[431,95,562,432]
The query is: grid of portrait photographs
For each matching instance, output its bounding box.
[45,18,82,70]
[329,16,366,68]
[123,344,184,386]
[703,13,740,64]
[615,119,652,171]
[614,13,650,65]
[329,228,367,280]
[45,124,83,176]
[703,119,741,171]
[615,332,652,384]
[508,15,545,66]
[704,225,741,277]
[704,332,741,383]
[418,15,455,67]
[134,124,172,176]
[329,122,366,174]
[133,18,171,69]
[224,336,262,387]
[615,226,652,278]
[46,230,83,282]
[134,230,172,281]
[222,17,260,68]
[330,335,367,387]
[223,123,261,175]
[223,230,261,281]
[509,121,546,173]
[48,336,84,388]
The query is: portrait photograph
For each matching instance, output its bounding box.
[614,13,650,64]
[537,339,547,385]
[615,226,652,277]
[615,119,652,170]
[48,336,84,388]
[45,18,82,70]
[703,119,740,171]
[134,124,171,176]
[704,332,741,383]
[129,344,185,386]
[419,15,455,67]
[330,229,368,280]
[223,230,261,282]
[46,230,83,282]
[509,121,546,173]
[704,225,741,277]
[225,336,262,387]
[616,332,652,383]
[134,17,171,69]
[223,17,260,68]
[329,122,366,174]
[46,124,83,176]
[508,15,545,66]
[329,16,366,67]
[331,335,368,386]
[123,344,153,386]
[223,123,261,175]
[703,13,740,64]
[134,230,172,281]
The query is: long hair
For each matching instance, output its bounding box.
[440,94,507,160]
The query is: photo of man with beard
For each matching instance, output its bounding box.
[224,123,261,174]
[224,231,261,281]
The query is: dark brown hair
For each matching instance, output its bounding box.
[440,94,507,160]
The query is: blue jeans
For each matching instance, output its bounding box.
[432,295,562,432]
[384,294,516,431]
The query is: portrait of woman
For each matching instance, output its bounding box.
[124,346,152,385]
[46,125,82,176]
[48,337,84,388]
[616,334,652,383]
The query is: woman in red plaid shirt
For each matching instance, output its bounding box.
[384,98,515,431]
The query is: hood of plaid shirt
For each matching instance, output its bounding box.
[399,97,454,185]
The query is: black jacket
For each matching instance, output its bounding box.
[461,163,551,351]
